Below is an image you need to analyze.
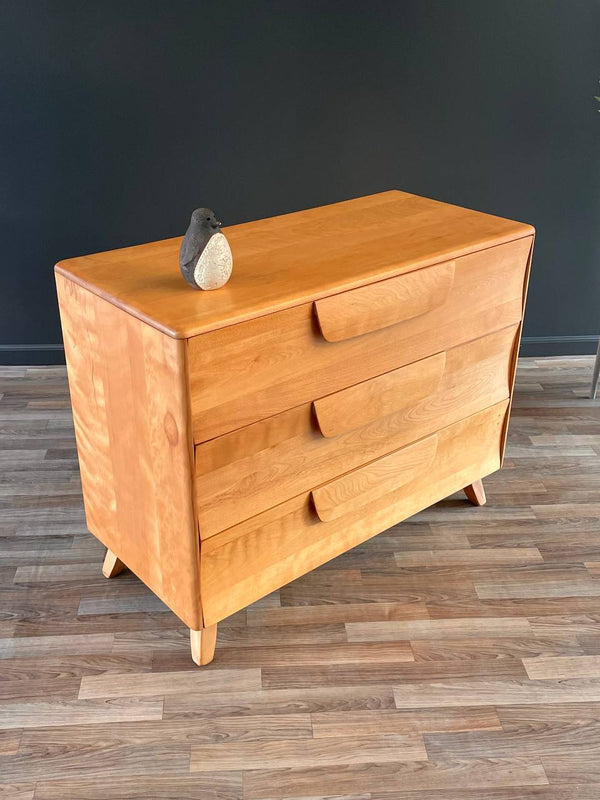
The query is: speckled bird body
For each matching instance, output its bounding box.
[179,208,233,290]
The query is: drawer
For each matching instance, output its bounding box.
[199,400,509,625]
[195,325,518,538]
[188,236,532,442]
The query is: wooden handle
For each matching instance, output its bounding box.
[312,350,446,438]
[314,260,455,342]
[311,433,438,521]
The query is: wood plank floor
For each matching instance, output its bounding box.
[0,356,599,799]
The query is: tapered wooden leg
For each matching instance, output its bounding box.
[102,548,125,578]
[190,624,218,666]
[464,479,486,506]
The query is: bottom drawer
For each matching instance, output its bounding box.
[200,400,509,625]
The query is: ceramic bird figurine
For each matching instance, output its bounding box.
[179,208,233,290]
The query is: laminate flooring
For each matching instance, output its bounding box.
[0,357,599,799]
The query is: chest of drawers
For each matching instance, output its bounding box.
[55,190,534,665]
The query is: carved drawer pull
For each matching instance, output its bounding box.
[311,433,438,521]
[314,260,455,342]
[312,351,446,438]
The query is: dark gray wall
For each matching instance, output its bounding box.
[1,0,599,364]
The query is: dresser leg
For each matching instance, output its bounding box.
[102,548,125,578]
[463,479,486,506]
[190,625,218,666]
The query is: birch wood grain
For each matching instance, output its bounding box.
[199,402,508,625]
[314,258,455,341]
[195,326,517,538]
[55,275,203,630]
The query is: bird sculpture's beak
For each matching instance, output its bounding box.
[215,220,222,228]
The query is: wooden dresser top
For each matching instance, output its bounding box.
[55,190,534,339]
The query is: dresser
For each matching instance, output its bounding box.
[55,190,534,665]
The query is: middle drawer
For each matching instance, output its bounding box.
[194,324,518,539]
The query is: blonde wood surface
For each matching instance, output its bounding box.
[464,479,487,506]
[189,625,218,666]
[311,434,438,522]
[312,349,446,438]
[55,190,534,340]
[314,259,455,341]
[188,236,531,442]
[55,275,202,630]
[200,401,508,625]
[101,549,125,579]
[195,326,517,538]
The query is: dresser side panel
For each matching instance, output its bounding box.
[56,273,202,629]
[500,234,535,463]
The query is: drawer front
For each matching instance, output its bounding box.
[195,325,518,538]
[188,236,531,442]
[200,401,509,625]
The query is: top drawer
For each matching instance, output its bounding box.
[187,236,532,442]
